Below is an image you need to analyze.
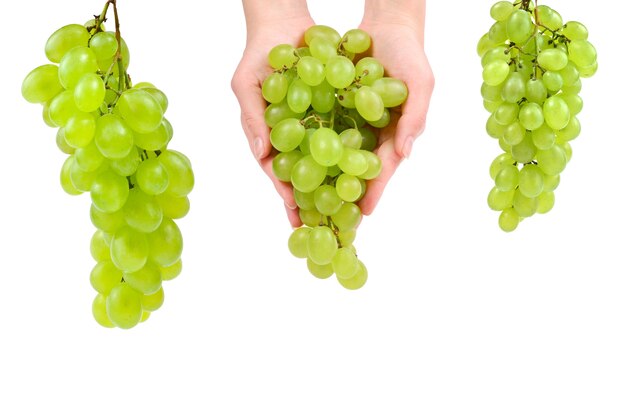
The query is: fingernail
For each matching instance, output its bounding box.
[402,136,415,159]
[253,137,264,160]
[286,201,297,210]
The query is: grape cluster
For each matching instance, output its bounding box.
[478,1,597,232]
[262,25,408,289]
[21,3,193,329]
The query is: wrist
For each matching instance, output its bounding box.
[243,0,311,36]
[362,0,425,33]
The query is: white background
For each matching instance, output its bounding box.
[1,1,624,417]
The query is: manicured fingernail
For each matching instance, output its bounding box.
[253,137,264,160]
[402,136,415,159]
[286,201,297,210]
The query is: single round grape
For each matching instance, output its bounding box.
[48,90,78,127]
[314,185,342,216]
[305,25,342,47]
[161,259,182,281]
[531,124,556,150]
[342,29,371,53]
[90,229,111,262]
[136,159,169,195]
[291,155,327,193]
[337,86,357,109]
[488,186,515,211]
[537,48,568,71]
[116,89,163,134]
[307,259,334,279]
[74,141,104,172]
[158,150,195,197]
[518,164,544,198]
[262,73,289,104]
[370,77,408,108]
[506,9,534,44]
[310,127,343,167]
[70,162,101,192]
[498,207,520,232]
[489,21,508,44]
[501,72,525,103]
[294,189,315,210]
[359,151,382,180]
[155,193,190,220]
[133,122,169,151]
[355,86,384,122]
[309,37,337,64]
[123,189,163,233]
[64,112,96,148]
[270,118,306,152]
[537,191,556,214]
[325,56,356,89]
[268,44,298,69]
[288,227,311,259]
[557,117,581,142]
[287,79,312,113]
[337,260,367,290]
[90,261,122,295]
[336,174,362,202]
[148,218,183,267]
[338,229,357,247]
[142,287,165,312]
[481,46,510,67]
[513,189,538,217]
[562,21,588,40]
[58,46,98,89]
[536,5,562,31]
[310,80,336,113]
[568,40,597,68]
[486,114,506,139]
[300,208,323,227]
[89,31,118,61]
[272,150,303,182]
[124,261,162,295]
[355,57,384,86]
[510,133,537,164]
[307,226,338,265]
[45,24,90,63]
[331,202,361,231]
[90,204,125,233]
[482,60,510,86]
[332,247,359,279]
[297,56,325,87]
[543,96,570,130]
[111,226,149,273]
[519,102,544,131]
[477,33,494,57]
[91,170,129,213]
[490,1,514,21]
[560,94,583,116]
[526,79,548,104]
[494,102,519,125]
[109,148,141,177]
[22,65,64,104]
[74,73,105,112]
[94,113,134,159]
[495,164,519,192]
[339,129,363,150]
[536,145,567,175]
[542,71,563,92]
[92,294,115,328]
[106,283,142,329]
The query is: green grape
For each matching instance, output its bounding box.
[486,114,506,139]
[568,40,597,68]
[337,148,368,176]
[97,36,130,74]
[491,1,514,21]
[123,189,163,233]
[270,118,306,152]
[488,186,515,211]
[355,57,383,86]
[336,174,362,202]
[111,225,149,273]
[489,153,515,179]
[337,229,356,247]
[537,48,568,71]
[307,226,338,265]
[134,122,169,151]
[58,46,98,89]
[22,65,64,104]
[513,189,538,217]
[310,127,343,167]
[155,193,190,219]
[268,44,298,69]
[90,204,125,233]
[297,47,311,57]
[309,37,337,64]
[311,80,336,113]
[287,79,312,113]
[148,218,183,267]
[64,112,96,148]
[48,90,78,127]
[70,161,101,192]
[75,141,104,172]
[272,150,303,182]
[511,133,537,164]
[518,102,544,130]
[74,73,105,112]
[531,124,556,150]
[518,164,544,198]
[359,150,382,180]
[337,86,357,109]
[142,287,165,312]
[482,60,510,86]
[291,155,327,193]
[506,10,534,44]
[109,147,141,177]
[495,164,519,191]
[542,174,560,192]
[498,207,520,232]
[481,46,510,67]
[158,150,195,197]
[501,72,525,103]
[494,102,519,125]
[332,247,359,279]
[45,24,90,63]
[90,229,111,262]
[136,158,169,195]
[124,261,162,295]
[307,259,334,279]
[543,96,570,130]
[562,21,588,40]
[525,79,547,104]
[90,170,129,213]
[337,260,367,290]
[90,261,122,295]
[481,82,504,101]
[536,145,567,175]
[314,185,342,216]
[299,128,314,155]
[106,283,143,329]
[342,29,371,53]
[370,77,408,107]
[262,72,289,103]
[536,5,562,31]
[143,88,169,113]
[542,71,563,92]
[89,31,118,61]
[95,113,134,159]
[288,227,311,258]
[331,203,361,231]
[355,86,384,122]
[116,89,163,134]
[561,94,583,116]
[300,208,323,227]
[557,117,581,142]
[304,25,341,47]
[161,259,182,281]
[339,129,362,150]
[559,62,580,87]
[325,56,356,89]
[297,56,325,86]
[536,191,555,214]
[93,294,115,328]
[489,21,508,44]
[477,33,494,57]
[294,189,315,210]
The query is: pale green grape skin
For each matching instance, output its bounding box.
[494,102,519,125]
[370,77,408,108]
[90,261,122,295]
[95,113,133,159]
[70,162,100,192]
[268,44,298,69]
[338,229,356,247]
[64,112,96,148]
[518,164,544,198]
[510,133,537,164]
[314,185,342,216]
[336,174,362,202]
[486,114,506,139]
[273,150,303,182]
[123,189,163,233]
[537,48,568,71]
[294,190,315,211]
[291,155,327,193]
[543,96,570,131]
[502,121,524,146]
[337,86,357,109]
[22,65,64,104]
[48,90,78,127]
[161,259,182,281]
[106,283,143,329]
[90,229,111,262]
[355,57,384,86]
[359,151,382,180]
[158,150,195,197]
[307,226,338,265]
[568,40,597,68]
[136,159,169,195]
[148,218,183,268]
[134,123,169,151]
[339,129,363,150]
[93,294,115,328]
[297,56,325,87]
[531,124,556,150]
[309,37,337,64]
[482,60,510,86]
[355,86,384,122]
[481,46,510,68]
[557,117,581,142]
[45,24,90,63]
[537,191,555,214]
[90,170,129,213]
[74,73,105,112]
[542,71,563,92]
[305,25,342,47]
[518,102,544,131]
[331,202,361,231]
[498,207,520,232]
[506,10,534,44]
[287,79,312,113]
[332,248,358,279]
[288,227,311,258]
[561,94,583,116]
[300,208,323,227]
[311,80,336,113]
[111,225,149,273]
[477,33,494,57]
[489,21,508,44]
[489,153,515,180]
[342,29,371,53]
[501,72,525,103]
[75,140,104,172]
[491,1,514,21]
[270,118,306,152]
[560,63,580,87]
[155,193,190,220]
[116,89,163,134]
[90,204,125,233]
[124,261,162,295]
[310,127,343,167]
[109,148,141,177]
[325,56,356,89]
[488,187,515,211]
[58,46,98,89]
[513,189,538,217]
[262,73,289,103]
[143,88,169,113]
[307,258,334,279]
[142,287,165,312]
[526,79,548,104]
[536,5,562,31]
[337,260,367,290]
[495,164,519,192]
[562,21,588,40]
[89,31,117,61]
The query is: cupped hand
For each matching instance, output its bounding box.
[357,20,435,215]
[231,15,315,227]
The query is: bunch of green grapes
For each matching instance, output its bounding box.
[262,25,408,289]
[21,0,194,329]
[478,1,597,231]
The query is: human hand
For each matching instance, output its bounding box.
[231,1,314,227]
[358,7,434,215]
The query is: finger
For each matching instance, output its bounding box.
[285,203,302,228]
[231,63,272,160]
[358,139,404,216]
[394,58,435,159]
